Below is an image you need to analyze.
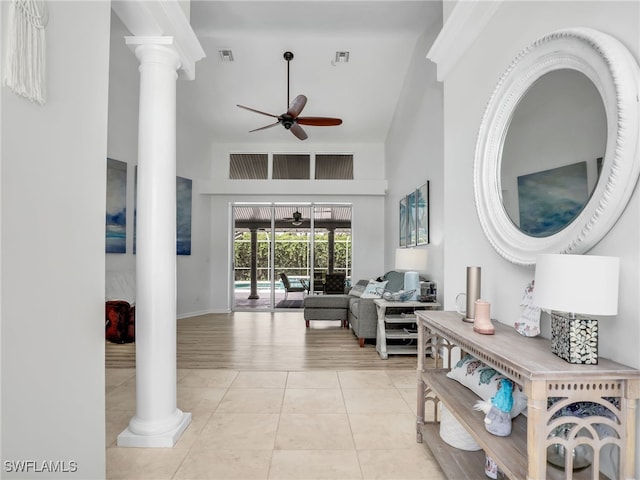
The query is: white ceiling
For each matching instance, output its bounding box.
[171,1,442,144]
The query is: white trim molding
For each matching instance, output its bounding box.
[112,0,205,80]
[199,179,388,196]
[426,0,502,82]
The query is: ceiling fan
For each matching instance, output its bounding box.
[237,51,343,141]
[282,210,304,226]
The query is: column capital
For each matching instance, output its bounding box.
[126,36,182,72]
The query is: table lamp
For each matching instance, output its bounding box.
[533,253,619,364]
[395,248,428,301]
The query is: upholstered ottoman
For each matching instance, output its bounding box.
[303,294,351,328]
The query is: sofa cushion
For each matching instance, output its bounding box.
[303,294,351,309]
[304,307,347,321]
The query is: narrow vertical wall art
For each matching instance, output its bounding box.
[133,173,192,255]
[417,181,430,245]
[106,158,127,253]
[399,197,408,247]
[407,190,417,246]
[176,176,192,255]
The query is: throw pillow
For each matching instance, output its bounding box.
[382,270,405,292]
[446,354,528,418]
[360,279,388,299]
[348,280,369,298]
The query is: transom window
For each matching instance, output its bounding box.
[229,153,353,180]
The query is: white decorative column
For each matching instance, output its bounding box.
[117,36,191,448]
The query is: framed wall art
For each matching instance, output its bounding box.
[400,181,430,247]
[176,176,193,255]
[417,181,430,245]
[106,158,127,253]
[399,197,408,247]
[407,190,417,246]
[133,172,193,255]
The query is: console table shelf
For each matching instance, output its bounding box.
[415,311,639,480]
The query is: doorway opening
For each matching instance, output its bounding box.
[232,203,352,310]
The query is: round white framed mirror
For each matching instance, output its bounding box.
[474,28,640,266]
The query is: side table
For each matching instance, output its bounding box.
[374,299,439,359]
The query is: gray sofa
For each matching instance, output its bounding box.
[303,271,407,347]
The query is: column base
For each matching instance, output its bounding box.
[117,411,192,448]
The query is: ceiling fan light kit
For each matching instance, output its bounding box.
[237,51,342,141]
[283,210,304,226]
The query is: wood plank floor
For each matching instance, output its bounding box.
[106,311,426,370]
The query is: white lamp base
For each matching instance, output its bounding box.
[404,271,420,301]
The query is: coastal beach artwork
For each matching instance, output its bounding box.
[177,176,192,255]
[106,158,127,253]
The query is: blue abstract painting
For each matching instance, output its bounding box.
[176,176,192,255]
[133,173,192,255]
[518,161,588,237]
[106,158,127,253]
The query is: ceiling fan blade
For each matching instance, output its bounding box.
[248,121,280,133]
[237,104,278,118]
[290,123,308,140]
[287,95,307,118]
[297,117,343,126]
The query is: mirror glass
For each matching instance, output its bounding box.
[500,70,607,237]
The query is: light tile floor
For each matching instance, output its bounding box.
[106,369,446,480]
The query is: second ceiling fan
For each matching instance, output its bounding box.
[237,51,343,141]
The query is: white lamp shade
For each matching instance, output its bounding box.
[533,254,619,316]
[395,248,428,272]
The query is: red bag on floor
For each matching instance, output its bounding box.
[105,301,135,343]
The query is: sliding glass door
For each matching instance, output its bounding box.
[232,203,351,310]
[232,205,274,309]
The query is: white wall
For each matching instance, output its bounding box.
[1,1,111,477]
[385,15,444,302]
[440,1,639,475]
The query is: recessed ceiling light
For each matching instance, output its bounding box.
[219,49,234,62]
[335,51,350,63]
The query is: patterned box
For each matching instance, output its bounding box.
[550,313,598,364]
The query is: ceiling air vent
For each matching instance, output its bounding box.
[219,49,234,62]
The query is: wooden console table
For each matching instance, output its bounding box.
[415,310,639,480]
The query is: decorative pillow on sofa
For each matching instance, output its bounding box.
[348,279,369,298]
[446,354,528,418]
[360,280,388,299]
[380,270,405,292]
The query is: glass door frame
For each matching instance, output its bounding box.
[230,202,351,311]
